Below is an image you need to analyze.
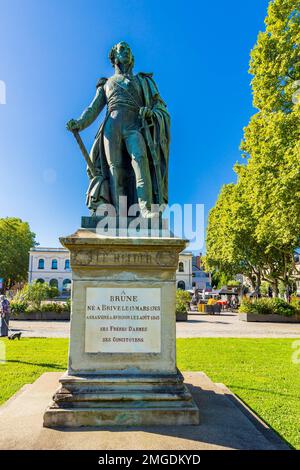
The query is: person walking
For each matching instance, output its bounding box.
[0,295,10,337]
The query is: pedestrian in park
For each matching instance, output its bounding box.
[0,295,10,337]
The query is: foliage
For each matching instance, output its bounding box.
[10,300,29,314]
[260,281,270,296]
[210,269,232,289]
[175,289,190,313]
[249,0,300,113]
[19,282,52,310]
[38,302,70,313]
[0,218,36,291]
[206,0,300,295]
[47,286,59,299]
[206,183,266,287]
[239,297,298,316]
[23,301,69,313]
[10,283,70,313]
[227,280,241,287]
[13,282,62,311]
[290,297,300,313]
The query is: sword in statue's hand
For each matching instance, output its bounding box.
[66,119,95,178]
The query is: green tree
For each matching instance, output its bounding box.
[176,289,190,313]
[206,183,266,290]
[206,0,300,296]
[21,281,50,311]
[239,0,300,291]
[0,218,36,291]
[249,0,300,113]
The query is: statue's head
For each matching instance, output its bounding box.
[109,42,134,69]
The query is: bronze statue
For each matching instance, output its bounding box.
[67,42,170,218]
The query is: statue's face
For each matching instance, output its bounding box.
[114,42,133,66]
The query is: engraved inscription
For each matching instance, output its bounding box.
[71,249,178,267]
[85,287,161,353]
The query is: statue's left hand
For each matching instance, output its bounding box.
[139,107,153,121]
[66,119,80,132]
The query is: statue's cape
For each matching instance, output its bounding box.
[86,72,170,211]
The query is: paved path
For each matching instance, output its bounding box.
[0,372,289,450]
[178,312,300,338]
[9,312,300,338]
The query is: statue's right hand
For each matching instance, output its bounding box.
[66,119,80,132]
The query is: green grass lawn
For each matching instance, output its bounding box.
[0,337,299,449]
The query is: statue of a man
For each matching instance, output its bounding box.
[67,41,170,218]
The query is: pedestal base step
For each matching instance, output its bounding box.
[44,405,199,427]
[43,370,200,427]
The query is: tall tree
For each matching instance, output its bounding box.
[249,0,300,113]
[240,0,300,289]
[206,0,300,294]
[0,218,36,291]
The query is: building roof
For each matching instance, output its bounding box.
[29,247,68,253]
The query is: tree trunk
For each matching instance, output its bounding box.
[272,280,279,298]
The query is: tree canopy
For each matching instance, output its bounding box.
[0,217,36,291]
[206,0,300,295]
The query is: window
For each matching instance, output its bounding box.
[49,279,58,289]
[36,278,44,284]
[178,262,184,272]
[38,259,44,269]
[177,281,185,290]
[51,259,58,270]
[65,259,70,270]
[62,279,71,292]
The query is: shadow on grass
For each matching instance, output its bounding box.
[5,359,65,370]
[229,383,300,400]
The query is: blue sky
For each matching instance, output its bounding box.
[0,0,269,248]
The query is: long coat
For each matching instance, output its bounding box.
[77,73,170,212]
[0,299,10,337]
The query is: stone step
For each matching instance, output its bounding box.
[53,391,193,403]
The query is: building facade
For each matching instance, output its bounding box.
[176,252,193,290]
[28,247,212,294]
[192,254,212,291]
[28,247,72,293]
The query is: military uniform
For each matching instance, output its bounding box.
[75,71,170,215]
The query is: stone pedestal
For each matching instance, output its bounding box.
[43,229,199,427]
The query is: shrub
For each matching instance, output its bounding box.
[269,298,296,316]
[290,298,300,314]
[24,301,70,313]
[57,302,69,312]
[227,280,241,288]
[25,304,38,314]
[39,302,70,313]
[19,282,48,310]
[17,282,59,310]
[39,302,56,312]
[239,298,297,316]
[10,300,28,314]
[47,286,59,299]
[176,289,190,313]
